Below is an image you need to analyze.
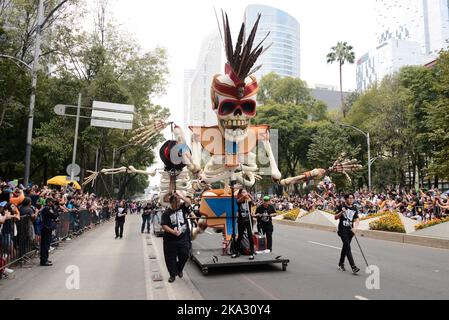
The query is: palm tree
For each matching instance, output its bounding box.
[326,42,355,118]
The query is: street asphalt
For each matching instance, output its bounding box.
[186,223,449,300]
[0,215,448,300]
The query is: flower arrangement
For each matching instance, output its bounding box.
[369,212,406,233]
[415,216,449,231]
[283,209,301,221]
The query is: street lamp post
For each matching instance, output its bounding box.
[23,0,44,187]
[337,123,372,191]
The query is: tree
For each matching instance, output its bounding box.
[307,122,362,189]
[425,50,449,181]
[257,72,314,107]
[0,0,170,198]
[326,42,355,118]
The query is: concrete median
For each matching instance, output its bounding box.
[274,219,449,250]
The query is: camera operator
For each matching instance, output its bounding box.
[40,198,59,266]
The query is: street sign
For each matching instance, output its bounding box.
[66,176,80,182]
[91,101,135,130]
[54,104,67,116]
[66,164,81,177]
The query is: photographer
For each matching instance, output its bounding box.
[141,202,153,234]
[161,191,192,283]
[40,198,59,267]
[334,193,360,274]
[232,189,255,260]
[115,200,127,239]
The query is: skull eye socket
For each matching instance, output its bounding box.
[218,100,256,116]
[241,101,256,115]
[219,101,237,115]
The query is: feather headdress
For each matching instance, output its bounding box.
[212,10,272,101]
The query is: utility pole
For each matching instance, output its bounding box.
[367,132,371,192]
[70,93,82,181]
[24,0,44,187]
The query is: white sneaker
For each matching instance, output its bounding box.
[66,237,71,241]
[264,249,271,254]
[4,268,14,274]
[49,246,55,252]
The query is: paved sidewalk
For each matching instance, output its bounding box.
[0,215,202,300]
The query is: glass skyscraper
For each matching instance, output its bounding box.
[245,4,301,79]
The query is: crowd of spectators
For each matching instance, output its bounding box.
[0,178,120,277]
[268,188,449,222]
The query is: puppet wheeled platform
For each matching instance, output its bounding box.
[191,248,290,275]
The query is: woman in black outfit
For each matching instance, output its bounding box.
[232,189,255,260]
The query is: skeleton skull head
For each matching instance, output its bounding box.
[211,64,259,143]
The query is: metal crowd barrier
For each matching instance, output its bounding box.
[1,208,113,274]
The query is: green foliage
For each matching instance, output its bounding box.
[307,122,362,189]
[326,42,355,117]
[0,0,169,198]
[425,51,449,180]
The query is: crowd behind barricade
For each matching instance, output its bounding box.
[266,188,449,221]
[0,178,123,277]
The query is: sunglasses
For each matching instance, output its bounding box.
[218,100,256,117]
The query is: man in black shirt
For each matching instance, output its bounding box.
[334,193,360,274]
[161,191,192,283]
[40,198,59,266]
[141,202,153,234]
[232,189,255,260]
[255,196,276,252]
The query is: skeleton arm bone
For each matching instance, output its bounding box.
[127,166,157,177]
[261,139,282,181]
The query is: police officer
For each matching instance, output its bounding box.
[40,198,59,266]
[161,191,192,283]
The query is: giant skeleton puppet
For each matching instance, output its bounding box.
[83,12,362,245]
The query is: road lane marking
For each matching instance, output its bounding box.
[206,230,213,235]
[308,241,341,250]
[240,274,281,300]
[355,295,369,300]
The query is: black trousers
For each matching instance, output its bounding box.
[40,229,52,264]
[236,220,254,255]
[115,219,125,238]
[338,231,355,267]
[141,215,151,233]
[163,240,190,278]
[261,223,273,251]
